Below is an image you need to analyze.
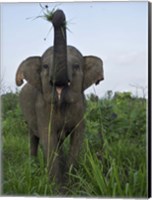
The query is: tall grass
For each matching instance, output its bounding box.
[2,91,147,197]
[3,130,58,195]
[66,138,146,197]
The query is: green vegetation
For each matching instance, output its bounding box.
[1,91,147,197]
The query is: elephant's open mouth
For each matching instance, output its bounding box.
[55,81,71,100]
[56,86,63,100]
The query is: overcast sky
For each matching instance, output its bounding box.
[1,2,148,97]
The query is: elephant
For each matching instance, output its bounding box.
[15,9,104,185]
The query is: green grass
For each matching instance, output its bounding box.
[1,91,147,197]
[3,131,56,195]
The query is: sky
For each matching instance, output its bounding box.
[1,2,148,98]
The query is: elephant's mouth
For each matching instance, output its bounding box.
[56,86,64,100]
[55,81,71,100]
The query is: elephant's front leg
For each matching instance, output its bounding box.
[41,129,62,184]
[30,132,39,157]
[48,132,62,184]
[68,121,85,168]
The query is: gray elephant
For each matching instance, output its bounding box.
[15,10,104,184]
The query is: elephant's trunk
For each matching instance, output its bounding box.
[50,10,69,87]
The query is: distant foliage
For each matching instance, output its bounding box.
[2,92,27,136]
[2,92,19,119]
[86,91,146,142]
[2,91,147,197]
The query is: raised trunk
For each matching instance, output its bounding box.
[50,10,69,87]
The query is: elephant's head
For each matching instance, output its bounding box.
[16,10,104,103]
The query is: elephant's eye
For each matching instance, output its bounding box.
[73,63,79,71]
[43,64,48,69]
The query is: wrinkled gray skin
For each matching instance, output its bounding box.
[15,10,104,185]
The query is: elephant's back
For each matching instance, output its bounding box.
[42,45,83,63]
[41,47,53,65]
[67,45,83,58]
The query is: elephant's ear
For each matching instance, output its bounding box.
[83,56,104,91]
[16,56,42,91]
